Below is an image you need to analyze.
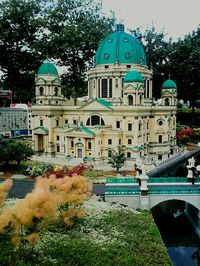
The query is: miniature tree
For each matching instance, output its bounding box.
[107,147,126,173]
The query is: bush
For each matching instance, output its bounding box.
[84,169,104,178]
[44,163,89,179]
[27,163,52,177]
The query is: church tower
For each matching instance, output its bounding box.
[161,78,177,106]
[123,70,145,105]
[35,61,63,105]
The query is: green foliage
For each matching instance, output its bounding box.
[84,169,104,178]
[0,139,34,167]
[27,163,52,177]
[107,148,126,173]
[192,129,200,143]
[0,232,15,266]
[0,198,171,265]
[45,0,115,101]
[33,208,171,266]
[130,26,200,103]
[0,0,46,102]
[0,0,115,102]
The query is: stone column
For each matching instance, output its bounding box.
[139,173,149,210]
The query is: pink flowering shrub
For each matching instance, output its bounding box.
[45,164,89,178]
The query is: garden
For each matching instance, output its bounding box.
[0,174,171,266]
[0,138,171,265]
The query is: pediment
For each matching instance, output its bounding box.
[65,126,95,138]
[33,126,48,135]
[123,83,144,91]
[79,98,112,111]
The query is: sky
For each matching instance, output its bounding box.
[101,0,200,40]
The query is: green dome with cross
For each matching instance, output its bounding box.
[95,24,147,66]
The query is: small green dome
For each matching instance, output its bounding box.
[124,70,144,83]
[38,61,58,76]
[95,24,147,65]
[162,79,177,89]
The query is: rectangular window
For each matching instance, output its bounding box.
[98,79,100,97]
[158,154,162,160]
[116,121,120,128]
[115,78,118,88]
[119,139,121,145]
[128,139,132,145]
[71,140,74,148]
[101,79,108,98]
[128,123,132,131]
[127,152,131,158]
[56,119,59,127]
[57,145,60,152]
[65,119,68,124]
[56,135,60,141]
[147,79,150,98]
[109,78,112,98]
[40,120,43,126]
[108,149,112,157]
[88,142,92,149]
[73,119,77,125]
[108,139,112,145]
[159,135,162,143]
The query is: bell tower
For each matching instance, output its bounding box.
[161,78,177,106]
[35,61,63,105]
[123,70,145,106]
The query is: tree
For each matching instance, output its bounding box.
[0,138,12,165]
[9,140,35,166]
[0,139,34,166]
[107,147,126,173]
[0,0,47,102]
[45,0,115,102]
[166,29,200,109]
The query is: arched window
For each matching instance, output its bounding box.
[128,95,133,105]
[165,98,170,106]
[39,86,44,96]
[54,87,58,96]
[86,115,105,126]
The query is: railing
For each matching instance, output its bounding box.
[148,177,188,183]
[105,187,140,195]
[149,187,200,195]
[106,177,137,183]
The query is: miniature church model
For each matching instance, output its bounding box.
[32,24,177,166]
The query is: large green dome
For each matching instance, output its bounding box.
[95,24,147,66]
[162,79,177,89]
[124,70,144,83]
[38,61,58,76]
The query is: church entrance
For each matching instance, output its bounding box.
[38,135,44,152]
[77,148,83,158]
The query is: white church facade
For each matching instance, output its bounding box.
[32,24,177,166]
